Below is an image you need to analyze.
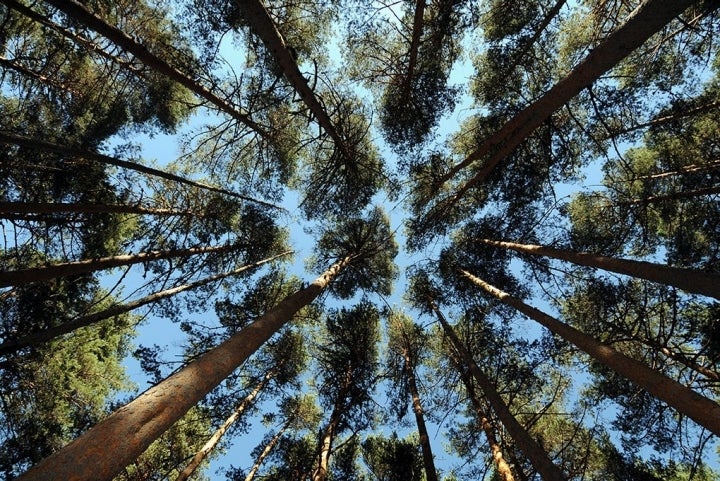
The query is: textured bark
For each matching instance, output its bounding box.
[0,243,238,287]
[0,132,282,209]
[175,369,278,481]
[478,238,720,300]
[312,405,341,481]
[402,350,439,481]
[437,0,701,193]
[16,256,353,481]
[234,0,350,159]
[0,252,292,355]
[43,0,270,138]
[430,302,567,481]
[461,269,720,437]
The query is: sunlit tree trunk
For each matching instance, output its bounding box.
[43,0,270,138]
[460,268,720,437]
[430,301,567,481]
[0,243,238,287]
[175,369,278,481]
[450,353,515,481]
[16,256,354,481]
[477,238,720,300]
[243,418,292,481]
[312,403,342,481]
[436,0,701,194]
[0,251,291,355]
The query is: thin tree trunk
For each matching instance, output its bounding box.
[477,238,720,300]
[460,268,720,436]
[17,255,354,481]
[43,0,270,139]
[401,0,426,94]
[454,362,515,481]
[634,337,720,382]
[617,160,720,182]
[436,0,701,195]
[0,251,291,355]
[313,401,343,481]
[402,351,439,481]
[234,0,351,160]
[0,55,80,95]
[0,201,197,217]
[602,100,720,138]
[243,418,292,481]
[429,301,567,481]
[0,243,238,287]
[0,132,283,210]
[175,369,278,481]
[621,185,720,205]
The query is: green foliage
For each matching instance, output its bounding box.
[361,433,424,481]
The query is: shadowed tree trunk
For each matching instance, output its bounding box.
[244,417,292,481]
[0,132,282,209]
[621,185,720,205]
[43,0,270,138]
[460,268,720,437]
[0,252,292,356]
[0,243,239,287]
[477,238,720,300]
[429,300,567,481]
[0,201,198,218]
[16,256,355,481]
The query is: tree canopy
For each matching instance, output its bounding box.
[1,0,720,480]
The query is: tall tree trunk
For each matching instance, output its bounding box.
[0,201,198,218]
[0,132,282,210]
[0,55,80,94]
[313,401,343,481]
[16,256,355,481]
[234,0,351,160]
[602,100,720,138]
[460,268,720,437]
[0,243,238,287]
[618,160,720,182]
[401,0,427,95]
[0,251,292,355]
[477,238,720,300]
[429,301,567,481]
[175,368,279,481]
[244,418,292,481]
[402,350,439,481]
[43,0,270,139]
[435,0,702,196]
[454,361,516,481]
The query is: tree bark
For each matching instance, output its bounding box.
[0,132,282,210]
[401,0,427,95]
[622,185,720,205]
[175,369,278,481]
[234,0,351,160]
[477,238,720,300]
[0,251,292,355]
[43,0,270,139]
[455,363,516,481]
[402,350,439,481]
[430,301,567,481]
[436,0,702,196]
[16,256,354,481]
[243,418,292,481]
[461,268,720,437]
[0,243,238,287]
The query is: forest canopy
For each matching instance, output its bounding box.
[1,0,720,480]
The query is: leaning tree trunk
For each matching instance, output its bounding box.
[43,0,270,138]
[0,201,199,218]
[175,368,279,481]
[622,185,720,205]
[402,350,439,481]
[477,238,720,300]
[456,364,516,481]
[312,399,344,481]
[436,0,702,192]
[0,251,292,355]
[0,243,238,287]
[461,268,720,437]
[430,301,567,481]
[244,417,293,481]
[16,255,355,481]
[0,132,281,209]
